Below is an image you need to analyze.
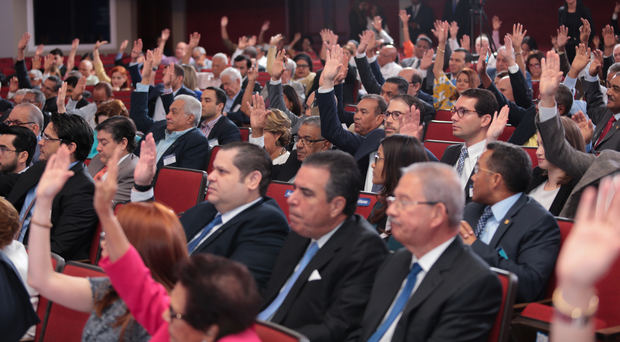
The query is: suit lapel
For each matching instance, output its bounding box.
[488,194,526,248]
[596,119,619,147]
[196,199,263,250]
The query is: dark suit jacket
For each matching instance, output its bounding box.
[203,115,241,145]
[8,161,98,260]
[485,81,536,145]
[526,167,579,216]
[0,172,21,197]
[262,215,388,342]
[441,143,474,202]
[464,194,560,302]
[583,79,620,153]
[130,90,211,171]
[442,0,471,38]
[347,238,501,342]
[180,197,289,291]
[317,89,384,180]
[406,3,435,40]
[272,150,302,182]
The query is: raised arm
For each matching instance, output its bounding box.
[432,21,449,78]
[27,146,93,313]
[354,30,383,95]
[510,23,528,78]
[15,32,33,89]
[93,40,112,83]
[258,20,270,45]
[504,35,533,108]
[65,39,79,78]
[182,32,200,65]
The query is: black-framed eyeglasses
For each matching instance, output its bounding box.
[373,153,384,164]
[294,136,325,145]
[386,196,440,210]
[169,304,188,322]
[42,132,63,142]
[0,146,17,153]
[385,110,404,119]
[4,120,35,127]
[450,107,479,118]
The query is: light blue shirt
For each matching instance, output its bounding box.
[478,193,522,244]
[224,91,241,113]
[155,127,193,164]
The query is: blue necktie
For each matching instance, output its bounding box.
[187,214,222,254]
[368,263,423,342]
[475,206,493,238]
[456,145,469,176]
[258,242,319,321]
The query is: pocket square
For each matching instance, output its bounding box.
[308,269,322,281]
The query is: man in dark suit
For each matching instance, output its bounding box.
[0,125,37,195]
[220,66,252,126]
[581,67,620,153]
[460,141,560,303]
[198,86,241,146]
[347,162,501,342]
[442,0,471,38]
[131,56,210,172]
[318,47,387,185]
[440,88,496,201]
[259,150,387,341]
[405,0,435,41]
[8,113,97,260]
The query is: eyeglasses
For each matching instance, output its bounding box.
[386,196,440,210]
[450,107,479,118]
[42,132,62,142]
[373,153,384,164]
[473,163,497,175]
[385,110,404,119]
[168,305,188,322]
[4,120,35,126]
[0,146,17,153]
[294,136,325,145]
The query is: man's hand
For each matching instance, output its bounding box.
[152,46,163,70]
[459,221,477,245]
[141,49,154,84]
[460,34,471,51]
[71,76,86,101]
[319,44,343,89]
[372,16,383,33]
[357,30,374,55]
[431,20,449,46]
[238,36,249,50]
[556,25,570,51]
[94,147,122,214]
[94,40,108,53]
[398,9,410,26]
[511,23,527,49]
[134,133,157,186]
[43,54,54,73]
[579,18,591,44]
[57,82,67,114]
[568,43,591,78]
[220,16,228,27]
[486,105,510,142]
[335,52,349,85]
[188,32,201,48]
[119,39,129,54]
[449,21,459,40]
[571,110,594,144]
[249,93,267,136]
[270,49,286,80]
[492,15,502,31]
[247,64,259,82]
[261,20,270,33]
[602,24,617,55]
[248,35,257,47]
[35,44,44,57]
[130,39,143,63]
[269,34,283,47]
[17,32,30,60]
[419,48,434,70]
[538,50,563,106]
[503,35,516,67]
[160,28,171,42]
[589,49,603,77]
[70,38,80,52]
[398,104,424,140]
[9,76,18,93]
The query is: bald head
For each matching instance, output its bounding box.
[7,103,44,136]
[377,45,398,67]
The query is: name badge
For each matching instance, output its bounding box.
[163,154,177,166]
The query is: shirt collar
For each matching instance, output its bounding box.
[220,197,262,225]
[165,127,193,139]
[200,114,222,130]
[466,139,487,154]
[313,219,346,249]
[411,236,455,272]
[490,193,522,222]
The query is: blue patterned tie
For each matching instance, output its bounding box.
[456,145,469,176]
[475,206,494,238]
[258,242,319,321]
[187,215,222,254]
[368,263,423,342]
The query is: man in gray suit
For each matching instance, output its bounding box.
[87,116,138,204]
[537,50,620,218]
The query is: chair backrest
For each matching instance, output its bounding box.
[40,262,106,342]
[266,181,294,221]
[34,253,66,341]
[207,145,221,174]
[423,139,457,160]
[88,223,102,264]
[255,320,309,342]
[355,192,378,219]
[543,217,574,298]
[154,166,208,215]
[257,72,271,87]
[424,120,461,142]
[434,110,452,121]
[488,267,518,342]
[239,127,251,142]
[522,147,538,168]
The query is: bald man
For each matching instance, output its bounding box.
[377,45,403,79]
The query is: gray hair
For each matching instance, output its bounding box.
[27,89,46,107]
[28,69,43,81]
[193,46,206,55]
[284,57,296,76]
[212,52,229,65]
[15,103,44,131]
[401,162,464,227]
[175,94,202,126]
[300,115,321,129]
[15,89,30,97]
[220,67,242,83]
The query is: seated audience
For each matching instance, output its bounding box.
[292,53,316,97]
[65,80,114,128]
[461,141,560,302]
[92,41,132,91]
[4,103,44,162]
[248,95,292,165]
[347,162,501,341]
[0,125,37,195]
[198,86,241,146]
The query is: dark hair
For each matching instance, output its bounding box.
[460,88,498,117]
[303,150,361,216]
[206,86,227,107]
[45,75,63,91]
[282,85,302,116]
[221,142,272,196]
[243,46,258,59]
[0,125,37,166]
[453,48,472,63]
[233,55,252,69]
[486,141,532,193]
[94,82,113,98]
[293,53,313,72]
[50,48,63,57]
[65,76,79,87]
[526,51,544,75]
[522,36,537,51]
[95,116,137,153]
[369,135,428,225]
[49,113,94,161]
[409,71,422,85]
[178,254,261,337]
[385,76,409,95]
[555,84,573,115]
[360,94,388,115]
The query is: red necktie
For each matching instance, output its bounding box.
[594,116,617,148]
[94,166,108,181]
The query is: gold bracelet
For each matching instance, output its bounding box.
[552,288,598,324]
[437,48,445,54]
[30,219,53,229]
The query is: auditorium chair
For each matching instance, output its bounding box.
[355,191,378,219]
[266,181,294,220]
[207,145,221,174]
[423,139,456,160]
[239,127,251,142]
[488,268,518,342]
[154,166,207,215]
[34,253,65,341]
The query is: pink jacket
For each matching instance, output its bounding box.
[100,246,261,342]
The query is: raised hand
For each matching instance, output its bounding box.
[17,32,31,60]
[492,15,502,31]
[398,103,424,140]
[94,40,108,51]
[503,34,515,66]
[220,16,228,27]
[247,64,259,82]
[119,39,129,53]
[335,51,349,85]
[71,38,80,52]
[556,25,570,51]
[35,44,44,57]
[188,32,201,48]
[419,48,434,70]
[269,34,283,46]
[248,35,257,47]
[372,16,383,33]
[579,18,591,44]
[398,9,410,25]
[319,44,343,88]
[56,82,67,114]
[9,76,18,93]
[152,46,163,69]
[270,49,286,80]
[357,30,374,55]
[134,133,157,186]
[94,147,122,214]
[486,105,509,142]
[538,50,563,101]
[130,38,143,62]
[238,36,249,50]
[43,54,54,73]
[511,23,527,49]
[460,34,471,51]
[449,21,459,40]
[568,43,591,78]
[71,76,86,101]
[589,49,603,77]
[571,110,594,144]
[36,145,74,201]
[261,20,270,32]
[602,24,617,50]
[140,49,154,84]
[249,93,267,134]
[161,28,171,42]
[162,64,174,88]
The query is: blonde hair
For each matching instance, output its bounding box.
[265,109,292,147]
